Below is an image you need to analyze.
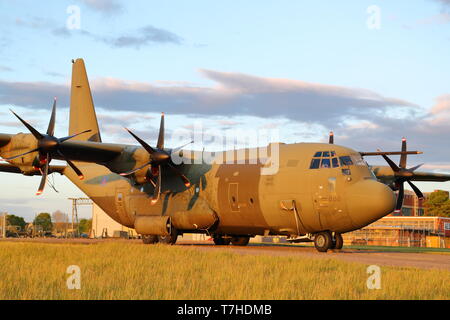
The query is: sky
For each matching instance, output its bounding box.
[0,0,449,221]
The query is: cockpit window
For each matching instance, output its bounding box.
[310,158,321,169]
[331,157,339,168]
[350,154,367,166]
[321,158,331,168]
[310,151,337,169]
[339,156,353,166]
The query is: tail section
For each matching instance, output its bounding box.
[69,58,102,142]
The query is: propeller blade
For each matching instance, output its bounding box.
[171,140,194,155]
[4,147,40,161]
[381,154,400,172]
[125,128,156,155]
[157,113,164,150]
[151,165,161,205]
[407,180,424,199]
[399,138,407,169]
[58,129,92,143]
[408,163,424,172]
[329,131,334,144]
[395,182,404,213]
[36,154,49,195]
[119,161,152,176]
[10,109,43,140]
[46,98,57,136]
[57,150,84,180]
[168,163,191,187]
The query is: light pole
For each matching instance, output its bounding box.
[2,213,7,238]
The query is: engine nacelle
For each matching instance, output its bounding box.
[0,133,39,174]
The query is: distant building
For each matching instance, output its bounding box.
[390,189,449,217]
[90,204,137,238]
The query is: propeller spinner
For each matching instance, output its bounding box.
[121,113,193,204]
[6,98,91,195]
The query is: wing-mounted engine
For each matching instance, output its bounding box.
[119,113,193,204]
[2,98,91,194]
[0,133,39,173]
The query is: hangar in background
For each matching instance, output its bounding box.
[90,204,136,239]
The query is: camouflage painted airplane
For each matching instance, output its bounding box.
[1,59,449,252]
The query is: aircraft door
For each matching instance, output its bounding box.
[309,172,331,230]
[228,183,239,212]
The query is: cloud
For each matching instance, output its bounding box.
[417,13,450,25]
[0,65,13,72]
[434,0,450,8]
[3,69,450,167]
[78,0,123,14]
[0,70,417,127]
[101,25,183,48]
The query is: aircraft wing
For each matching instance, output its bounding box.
[0,138,126,165]
[372,165,450,183]
[0,161,66,176]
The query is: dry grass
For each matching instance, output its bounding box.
[0,241,448,300]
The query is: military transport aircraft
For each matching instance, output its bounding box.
[1,59,449,252]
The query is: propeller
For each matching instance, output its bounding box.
[5,98,91,195]
[120,113,193,204]
[380,138,424,213]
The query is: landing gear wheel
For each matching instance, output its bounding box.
[142,235,158,244]
[158,228,178,245]
[213,235,231,245]
[230,236,250,246]
[333,233,343,250]
[314,232,332,252]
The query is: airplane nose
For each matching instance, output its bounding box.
[345,179,396,230]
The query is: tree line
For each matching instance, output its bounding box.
[3,212,92,233]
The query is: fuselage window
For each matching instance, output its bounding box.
[310,158,321,169]
[322,151,330,157]
[332,157,339,168]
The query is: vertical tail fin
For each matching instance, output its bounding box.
[69,58,102,142]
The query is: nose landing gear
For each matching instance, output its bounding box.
[313,231,343,252]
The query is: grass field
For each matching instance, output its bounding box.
[0,241,449,300]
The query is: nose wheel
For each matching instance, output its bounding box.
[313,232,333,252]
[314,232,343,252]
[332,233,343,250]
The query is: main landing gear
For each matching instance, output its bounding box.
[313,231,343,252]
[141,228,178,245]
[213,235,250,246]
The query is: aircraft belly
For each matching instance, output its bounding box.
[64,163,135,227]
